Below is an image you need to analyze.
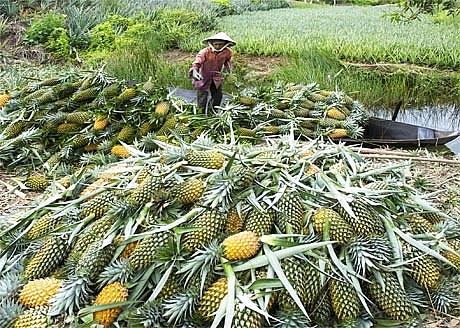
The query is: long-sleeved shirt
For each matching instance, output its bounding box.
[189,46,233,90]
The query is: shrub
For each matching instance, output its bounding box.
[22,12,65,45]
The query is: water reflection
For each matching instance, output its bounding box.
[368,104,460,154]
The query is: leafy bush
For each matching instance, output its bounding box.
[22,12,65,45]
[45,27,71,59]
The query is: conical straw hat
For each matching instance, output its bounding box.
[202,32,236,46]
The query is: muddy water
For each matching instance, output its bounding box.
[368,104,460,154]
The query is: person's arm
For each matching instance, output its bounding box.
[189,49,207,78]
[223,49,233,73]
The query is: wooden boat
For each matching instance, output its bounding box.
[354,117,460,146]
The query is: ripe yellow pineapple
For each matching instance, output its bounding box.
[0,90,10,107]
[326,107,347,120]
[111,144,131,158]
[117,87,137,103]
[327,128,349,139]
[93,281,128,328]
[93,115,109,131]
[18,277,63,308]
[13,306,49,328]
[222,231,260,261]
[155,101,170,116]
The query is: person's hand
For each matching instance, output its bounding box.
[192,69,202,81]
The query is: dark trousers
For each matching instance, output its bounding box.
[196,81,223,114]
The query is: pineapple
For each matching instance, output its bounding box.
[272,307,312,328]
[2,120,29,138]
[71,87,99,102]
[0,90,10,107]
[70,215,115,255]
[365,271,414,321]
[128,229,173,271]
[101,83,121,98]
[117,87,137,103]
[111,144,131,158]
[232,292,265,328]
[444,239,460,271]
[93,115,109,131]
[80,190,118,219]
[92,281,129,328]
[128,175,168,207]
[141,76,156,95]
[404,213,433,234]
[24,175,49,191]
[171,177,204,205]
[65,111,92,124]
[312,207,354,245]
[26,213,63,240]
[222,231,260,261]
[238,95,259,106]
[236,126,257,137]
[328,277,361,321]
[406,247,441,289]
[243,209,275,237]
[157,114,177,136]
[327,128,349,139]
[69,134,89,149]
[23,235,70,280]
[18,277,63,308]
[277,256,321,310]
[420,211,444,224]
[226,207,243,234]
[326,107,347,120]
[185,150,226,169]
[182,210,227,253]
[275,190,305,234]
[13,306,49,328]
[155,101,170,116]
[56,122,80,134]
[310,292,334,325]
[116,125,136,143]
[195,277,228,322]
[74,240,116,281]
[335,199,385,237]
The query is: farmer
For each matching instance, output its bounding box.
[188,32,236,114]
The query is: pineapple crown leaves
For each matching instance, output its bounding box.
[0,297,24,327]
[163,287,201,326]
[48,276,93,317]
[177,240,223,293]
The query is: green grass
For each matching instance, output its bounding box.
[176,5,460,106]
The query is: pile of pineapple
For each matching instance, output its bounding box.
[1,131,460,328]
[0,71,368,177]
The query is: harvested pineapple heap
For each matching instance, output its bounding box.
[0,70,368,178]
[0,130,460,328]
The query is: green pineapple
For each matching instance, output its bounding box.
[128,229,173,271]
[70,215,116,256]
[52,81,80,99]
[142,76,156,95]
[156,114,177,136]
[23,235,70,280]
[275,190,305,234]
[117,87,137,103]
[310,291,334,325]
[171,177,204,205]
[328,277,361,321]
[101,83,121,98]
[56,123,80,134]
[128,175,168,207]
[185,150,226,169]
[35,90,57,105]
[312,207,354,245]
[2,120,28,138]
[182,210,227,253]
[116,125,136,143]
[243,209,275,237]
[65,111,92,124]
[74,240,116,281]
[80,190,118,219]
[272,307,312,328]
[365,271,415,321]
[24,175,49,191]
[26,213,63,240]
[195,277,228,322]
[232,292,265,328]
[230,164,255,190]
[277,256,322,310]
[335,199,385,237]
[404,213,434,234]
[71,86,99,103]
[420,211,444,224]
[406,247,441,289]
[69,134,89,149]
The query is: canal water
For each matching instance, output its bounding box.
[368,104,460,154]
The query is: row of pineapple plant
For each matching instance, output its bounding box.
[0,71,369,182]
[1,132,459,328]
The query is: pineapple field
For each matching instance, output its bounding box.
[0,70,460,328]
